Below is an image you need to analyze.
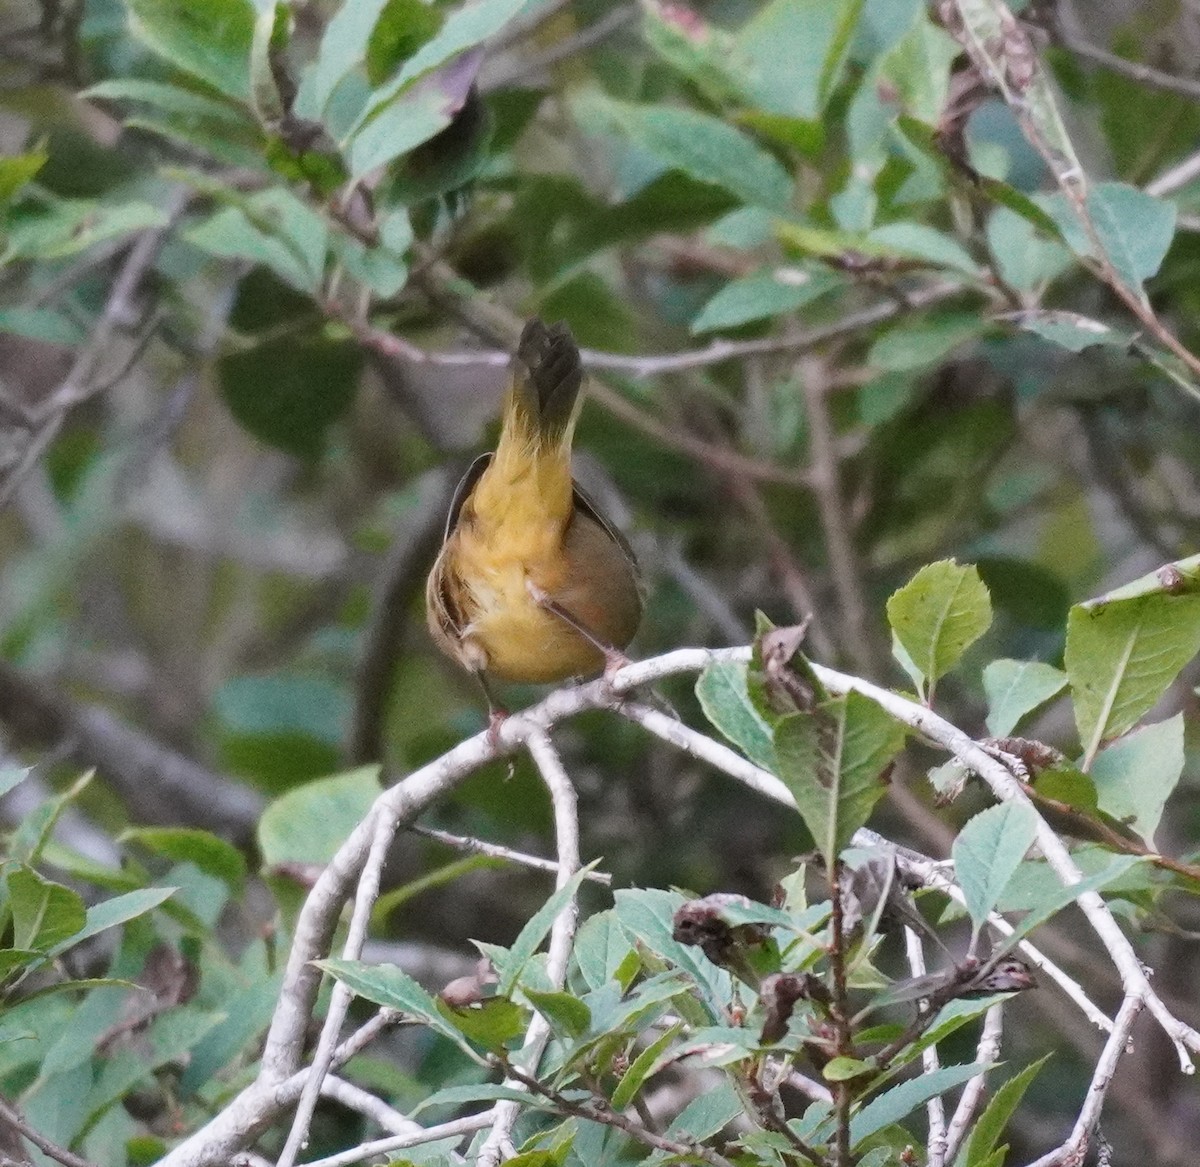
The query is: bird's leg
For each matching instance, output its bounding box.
[525,580,631,683]
[476,671,509,748]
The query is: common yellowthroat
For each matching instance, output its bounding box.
[426,319,642,692]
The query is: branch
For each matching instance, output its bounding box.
[478,728,582,1166]
[157,644,1194,1166]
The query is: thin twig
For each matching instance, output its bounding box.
[0,1097,98,1167]
[1023,994,1144,1167]
[408,823,612,884]
[277,806,397,1167]
[799,355,883,674]
[943,1005,1004,1163]
[905,928,947,1167]
[501,1062,741,1167]
[1053,28,1200,101]
[297,1113,494,1167]
[478,728,581,1167]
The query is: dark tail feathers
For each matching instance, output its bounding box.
[514,318,583,439]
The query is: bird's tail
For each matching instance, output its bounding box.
[471,319,582,531]
[507,318,583,450]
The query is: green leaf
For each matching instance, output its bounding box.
[497,865,594,995]
[1040,182,1176,297]
[824,1056,871,1081]
[665,1078,744,1141]
[218,338,363,459]
[0,767,29,800]
[4,202,169,261]
[1065,584,1200,765]
[347,50,482,177]
[0,151,48,202]
[185,187,328,293]
[46,887,177,958]
[522,988,591,1039]
[850,1062,987,1146]
[985,206,1073,292]
[868,314,983,372]
[435,995,528,1051]
[583,93,793,211]
[952,803,1038,933]
[865,221,979,275]
[573,910,636,993]
[6,866,87,953]
[318,958,469,1047]
[963,1055,1051,1167]
[982,660,1068,736]
[84,79,252,127]
[774,692,906,865]
[1090,716,1183,847]
[367,0,445,85]
[886,560,993,692]
[1006,309,1126,353]
[330,207,412,298]
[9,772,92,865]
[127,0,255,102]
[121,829,246,891]
[258,767,381,869]
[737,0,863,120]
[84,1006,226,1125]
[690,267,840,334]
[610,1021,682,1110]
[695,660,776,771]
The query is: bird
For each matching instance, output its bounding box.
[425,318,642,709]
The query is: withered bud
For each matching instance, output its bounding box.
[440,957,499,1008]
[759,972,824,1044]
[673,894,769,968]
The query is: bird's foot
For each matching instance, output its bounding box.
[486,706,509,750]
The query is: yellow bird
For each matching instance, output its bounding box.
[426,319,642,698]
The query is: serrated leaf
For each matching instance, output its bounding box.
[347,48,483,177]
[850,1062,988,1146]
[665,1078,744,1141]
[865,221,979,275]
[887,560,992,693]
[85,78,252,127]
[982,659,1068,736]
[953,803,1038,933]
[1065,589,1200,765]
[318,958,469,1048]
[436,995,527,1051]
[1001,855,1143,950]
[695,660,776,771]
[868,314,983,372]
[985,206,1073,292]
[7,866,87,953]
[522,988,591,1039]
[497,865,594,995]
[773,692,905,865]
[610,1021,681,1110]
[963,1054,1051,1167]
[824,1056,871,1081]
[1090,716,1183,847]
[737,0,862,120]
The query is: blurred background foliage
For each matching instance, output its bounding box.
[3,0,1200,1161]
